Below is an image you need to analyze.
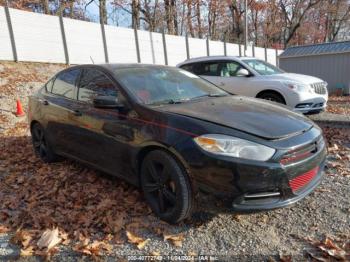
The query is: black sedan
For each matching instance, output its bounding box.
[28,64,327,223]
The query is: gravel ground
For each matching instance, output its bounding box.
[0,61,349,261]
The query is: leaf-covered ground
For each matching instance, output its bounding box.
[327,96,350,115]
[0,61,349,261]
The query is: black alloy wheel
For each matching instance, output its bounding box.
[31,123,58,163]
[140,150,193,223]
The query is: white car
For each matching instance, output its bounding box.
[177,56,328,114]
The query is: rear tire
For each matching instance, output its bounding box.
[31,123,59,163]
[257,91,285,104]
[140,150,193,223]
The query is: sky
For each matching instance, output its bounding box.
[83,0,131,27]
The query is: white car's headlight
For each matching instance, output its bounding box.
[194,134,276,161]
[282,81,312,93]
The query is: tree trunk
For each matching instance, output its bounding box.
[131,0,140,29]
[186,0,195,37]
[69,1,74,18]
[99,0,107,24]
[196,0,202,38]
[42,0,49,14]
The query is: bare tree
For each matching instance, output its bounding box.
[323,0,350,42]
[279,0,322,47]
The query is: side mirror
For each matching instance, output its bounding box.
[236,68,251,77]
[93,96,123,109]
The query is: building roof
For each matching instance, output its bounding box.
[279,41,350,58]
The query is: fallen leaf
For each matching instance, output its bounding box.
[137,239,150,250]
[150,251,161,256]
[126,231,149,250]
[0,225,9,233]
[10,229,33,248]
[37,228,62,250]
[163,233,184,247]
[20,246,34,257]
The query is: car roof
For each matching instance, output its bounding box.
[99,63,171,70]
[176,56,257,66]
[66,63,172,73]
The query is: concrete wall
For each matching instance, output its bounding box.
[0,6,281,67]
[279,53,350,93]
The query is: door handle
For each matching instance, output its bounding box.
[73,110,82,116]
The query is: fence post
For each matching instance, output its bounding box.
[59,15,69,65]
[185,34,190,59]
[100,22,109,63]
[238,44,242,56]
[134,27,141,63]
[4,2,18,62]
[224,40,227,56]
[252,45,255,57]
[162,30,168,65]
[206,37,210,56]
[264,46,267,61]
[275,49,279,67]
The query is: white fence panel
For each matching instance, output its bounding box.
[137,30,164,64]
[64,18,105,64]
[10,8,65,63]
[150,32,165,65]
[0,7,282,66]
[188,37,207,58]
[226,43,240,56]
[165,34,187,66]
[267,49,276,65]
[255,47,265,60]
[0,7,13,61]
[209,40,224,56]
[245,45,253,57]
[105,25,137,63]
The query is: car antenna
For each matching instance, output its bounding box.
[90,56,95,64]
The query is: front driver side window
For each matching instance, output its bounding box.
[78,69,118,103]
[219,62,245,77]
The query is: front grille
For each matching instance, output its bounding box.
[289,166,319,192]
[280,137,324,165]
[311,82,327,94]
[281,143,317,165]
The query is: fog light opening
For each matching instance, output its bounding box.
[295,103,313,108]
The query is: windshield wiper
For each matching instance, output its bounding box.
[191,93,227,100]
[150,99,184,106]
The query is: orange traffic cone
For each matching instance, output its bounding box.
[15,99,25,117]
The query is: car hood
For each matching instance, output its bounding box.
[157,96,313,140]
[265,73,324,85]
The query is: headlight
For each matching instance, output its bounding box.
[194,134,276,161]
[282,81,312,93]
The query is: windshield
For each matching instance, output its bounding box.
[242,59,284,75]
[114,67,228,105]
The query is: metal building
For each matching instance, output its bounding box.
[279,41,350,94]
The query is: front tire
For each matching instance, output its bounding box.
[140,150,193,223]
[257,91,285,104]
[31,123,59,163]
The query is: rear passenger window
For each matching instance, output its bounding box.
[201,63,219,76]
[45,78,54,92]
[180,64,193,72]
[187,62,220,76]
[78,69,117,103]
[51,69,80,99]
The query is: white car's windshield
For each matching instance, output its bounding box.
[242,59,284,75]
[114,67,228,105]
